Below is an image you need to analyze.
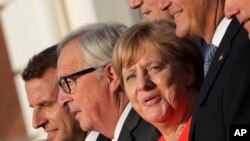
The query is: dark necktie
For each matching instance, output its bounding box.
[204,44,217,75]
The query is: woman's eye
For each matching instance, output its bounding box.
[126,74,136,81]
[149,65,163,72]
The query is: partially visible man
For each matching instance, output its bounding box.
[129,0,171,21]
[163,0,250,141]
[166,0,225,42]
[57,23,160,141]
[224,0,250,39]
[22,45,86,141]
[128,0,208,73]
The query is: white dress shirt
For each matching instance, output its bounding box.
[211,18,232,47]
[85,131,99,141]
[112,103,132,141]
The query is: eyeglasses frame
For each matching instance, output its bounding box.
[57,67,96,94]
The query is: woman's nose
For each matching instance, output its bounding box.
[137,73,154,91]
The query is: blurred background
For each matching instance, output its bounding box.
[0,0,141,140]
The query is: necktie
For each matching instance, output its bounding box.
[204,44,217,75]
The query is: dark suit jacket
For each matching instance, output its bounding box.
[96,134,111,141]
[96,108,160,141]
[117,108,161,141]
[190,18,250,141]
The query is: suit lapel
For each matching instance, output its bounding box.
[190,18,242,141]
[197,18,242,107]
[117,108,141,141]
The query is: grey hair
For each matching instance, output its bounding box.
[57,22,127,68]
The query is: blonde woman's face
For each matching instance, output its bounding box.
[122,43,193,124]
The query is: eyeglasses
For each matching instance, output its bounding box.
[57,67,96,94]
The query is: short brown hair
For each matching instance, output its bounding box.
[22,45,57,81]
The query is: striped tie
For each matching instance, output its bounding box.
[204,44,217,75]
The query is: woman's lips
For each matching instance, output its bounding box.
[143,95,162,106]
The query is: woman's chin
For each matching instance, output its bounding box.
[144,112,166,124]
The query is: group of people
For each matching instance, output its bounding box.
[21,0,250,141]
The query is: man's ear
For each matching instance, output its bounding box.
[104,63,121,92]
[184,63,195,87]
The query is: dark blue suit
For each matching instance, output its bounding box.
[190,18,250,141]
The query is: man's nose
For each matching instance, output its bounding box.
[224,1,238,19]
[158,0,172,11]
[129,0,143,9]
[32,109,48,129]
[58,88,72,106]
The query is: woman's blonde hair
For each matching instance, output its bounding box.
[112,20,204,91]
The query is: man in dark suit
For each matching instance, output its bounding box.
[162,0,250,140]
[57,23,160,141]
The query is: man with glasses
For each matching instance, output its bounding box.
[22,45,86,141]
[57,22,160,141]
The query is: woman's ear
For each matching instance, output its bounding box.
[184,63,195,87]
[104,63,121,92]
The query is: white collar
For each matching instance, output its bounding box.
[211,18,232,47]
[112,103,132,141]
[85,131,99,141]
